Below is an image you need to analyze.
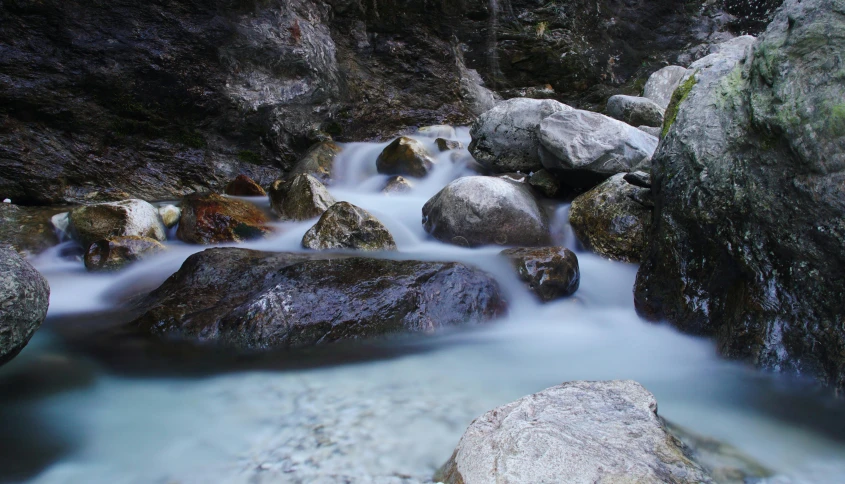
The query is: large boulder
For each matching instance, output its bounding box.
[83,236,166,272]
[268,174,336,221]
[1,246,50,365]
[539,109,658,188]
[68,199,167,249]
[435,380,712,484]
[643,65,690,110]
[500,247,580,302]
[301,202,397,251]
[606,95,665,128]
[287,141,342,185]
[570,173,653,263]
[422,176,551,247]
[176,193,272,244]
[468,98,571,173]
[133,248,505,349]
[375,137,436,178]
[635,2,845,390]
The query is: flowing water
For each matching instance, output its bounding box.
[2,128,845,483]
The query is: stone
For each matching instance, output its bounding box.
[528,169,560,198]
[302,202,397,251]
[0,246,50,365]
[269,174,336,221]
[637,125,662,137]
[133,248,506,350]
[68,199,167,249]
[468,98,571,173]
[606,95,665,127]
[176,193,272,244]
[417,125,457,138]
[288,141,343,185]
[643,65,690,110]
[569,173,652,263]
[0,204,64,256]
[225,174,266,197]
[435,138,463,152]
[382,176,413,195]
[539,109,658,188]
[84,236,166,272]
[422,176,550,247]
[375,137,436,178]
[158,205,181,229]
[435,380,712,484]
[500,247,580,302]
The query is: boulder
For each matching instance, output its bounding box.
[422,176,551,247]
[158,205,181,229]
[68,199,167,249]
[569,173,652,263]
[435,138,463,152]
[635,8,845,390]
[375,137,436,178]
[527,169,560,198]
[500,247,580,302]
[1,246,50,365]
[435,380,712,484]
[269,174,336,221]
[469,98,571,173]
[301,202,397,251]
[539,109,658,188]
[637,125,662,137]
[382,176,413,194]
[0,204,64,256]
[643,65,690,110]
[287,141,343,185]
[606,95,665,127]
[83,236,166,272]
[133,248,506,350]
[176,193,272,244]
[224,174,266,197]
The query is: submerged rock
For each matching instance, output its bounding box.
[643,65,689,110]
[606,95,665,127]
[382,176,413,194]
[68,199,166,249]
[500,247,579,302]
[302,202,396,251]
[133,248,505,350]
[176,193,272,244]
[375,137,436,178]
[269,174,336,221]
[422,176,550,247]
[224,174,266,197]
[84,236,166,272]
[435,380,712,484]
[288,141,342,185]
[1,246,50,365]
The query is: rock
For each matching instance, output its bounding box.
[496,173,529,183]
[382,176,413,195]
[0,246,50,365]
[176,193,272,244]
[606,95,665,127]
[422,176,550,247]
[635,11,845,390]
[468,98,571,173]
[68,199,167,249]
[643,65,690,110]
[528,169,560,198]
[417,125,457,138]
[637,125,662,137]
[569,173,652,262]
[50,212,70,239]
[539,109,658,188]
[435,380,712,484]
[158,205,181,229]
[83,236,166,272]
[435,138,463,152]
[375,137,436,178]
[269,174,336,221]
[288,141,343,186]
[0,204,65,256]
[500,247,579,302]
[302,202,397,251]
[133,248,505,350]
[225,174,266,197]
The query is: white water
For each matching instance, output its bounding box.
[2,128,845,483]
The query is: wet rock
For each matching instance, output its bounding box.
[570,173,652,263]
[133,248,506,350]
[302,202,396,252]
[0,246,50,365]
[528,169,561,198]
[375,137,436,178]
[606,95,665,127]
[435,138,463,152]
[225,174,266,197]
[0,204,65,256]
[539,109,658,188]
[68,199,166,249]
[500,247,579,302]
[158,205,181,229]
[422,176,550,247]
[417,125,457,138]
[84,236,166,272]
[468,98,571,173]
[269,174,336,221]
[382,176,413,195]
[288,141,343,185]
[643,65,690,110]
[435,380,712,484]
[176,193,272,244]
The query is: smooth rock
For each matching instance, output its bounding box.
[435,138,463,152]
[225,174,266,197]
[643,65,690,110]
[302,202,397,251]
[269,174,336,221]
[382,176,413,195]
[84,236,166,272]
[176,193,272,244]
[500,247,579,302]
[158,205,181,229]
[288,141,342,186]
[606,95,665,127]
[68,199,166,249]
[375,137,436,178]
[0,246,50,365]
[527,169,560,198]
[422,176,550,247]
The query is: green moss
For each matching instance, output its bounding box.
[237,150,263,164]
[170,130,207,149]
[828,103,845,136]
[662,73,698,138]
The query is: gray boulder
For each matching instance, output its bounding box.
[500,247,580,302]
[435,380,712,484]
[422,176,551,247]
[469,98,571,173]
[288,141,343,186]
[643,65,690,110]
[269,174,336,221]
[375,137,436,178]
[606,95,665,127]
[68,199,167,249]
[1,246,50,365]
[539,109,658,188]
[302,202,397,251]
[637,125,662,137]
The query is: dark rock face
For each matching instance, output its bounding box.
[500,247,579,302]
[635,0,845,390]
[84,236,166,272]
[133,248,506,350]
[0,246,50,365]
[301,202,397,251]
[176,193,272,244]
[225,175,266,197]
[375,137,435,178]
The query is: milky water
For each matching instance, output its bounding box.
[2,128,845,483]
